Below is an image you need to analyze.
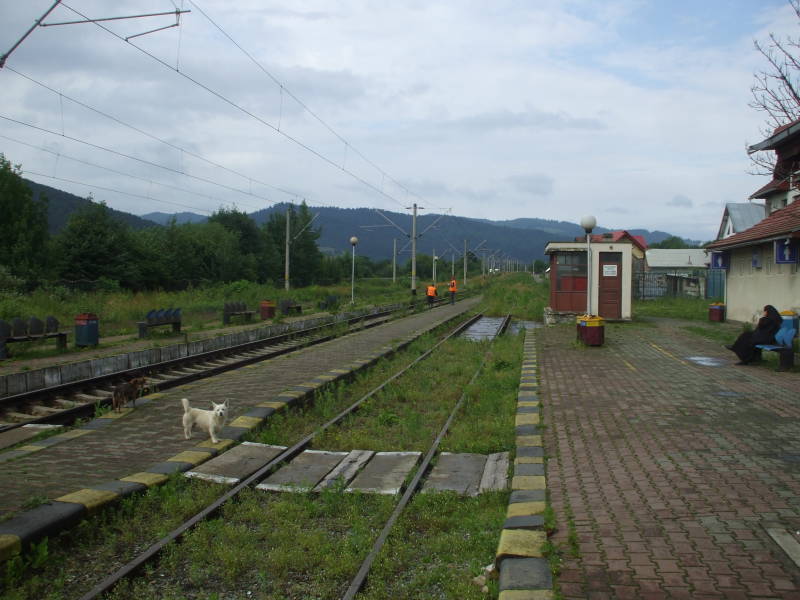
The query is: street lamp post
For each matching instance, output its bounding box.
[580,215,596,315]
[350,236,358,304]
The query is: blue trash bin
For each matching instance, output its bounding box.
[75,313,99,347]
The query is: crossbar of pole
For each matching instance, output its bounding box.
[41,9,190,27]
[0,0,62,69]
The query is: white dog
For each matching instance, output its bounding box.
[181,398,228,444]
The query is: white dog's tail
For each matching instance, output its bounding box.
[181,398,190,413]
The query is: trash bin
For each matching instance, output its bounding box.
[75,313,99,347]
[708,303,726,322]
[576,315,605,346]
[260,301,276,320]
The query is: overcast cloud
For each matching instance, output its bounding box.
[0,0,793,242]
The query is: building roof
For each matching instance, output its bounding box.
[749,179,790,200]
[707,201,800,250]
[718,202,766,239]
[583,230,648,252]
[646,249,709,269]
[748,117,800,153]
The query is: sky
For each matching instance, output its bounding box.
[0,0,795,242]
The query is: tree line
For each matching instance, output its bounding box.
[0,155,483,291]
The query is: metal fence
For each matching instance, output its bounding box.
[633,271,724,300]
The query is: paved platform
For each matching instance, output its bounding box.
[0,298,479,517]
[542,318,800,599]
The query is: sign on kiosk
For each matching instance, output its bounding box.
[602,264,617,277]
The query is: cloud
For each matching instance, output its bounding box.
[667,194,694,208]
[506,174,554,196]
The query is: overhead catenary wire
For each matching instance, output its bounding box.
[0,113,272,212]
[57,1,412,212]
[3,66,305,205]
[1,133,233,213]
[24,169,216,214]
[186,0,451,212]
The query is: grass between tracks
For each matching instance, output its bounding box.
[0,311,522,599]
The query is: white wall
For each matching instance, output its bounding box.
[725,243,800,323]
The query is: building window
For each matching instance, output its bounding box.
[556,252,587,291]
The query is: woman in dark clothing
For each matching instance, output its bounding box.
[726,305,782,364]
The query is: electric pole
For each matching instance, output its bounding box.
[463,239,467,289]
[284,205,291,291]
[392,238,397,284]
[410,203,418,295]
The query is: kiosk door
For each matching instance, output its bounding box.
[599,252,622,319]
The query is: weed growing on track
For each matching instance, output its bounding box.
[359,491,508,599]
[312,337,486,451]
[105,488,394,599]
[0,475,222,600]
[442,332,522,454]
[480,273,548,319]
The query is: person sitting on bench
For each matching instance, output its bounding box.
[725,304,782,365]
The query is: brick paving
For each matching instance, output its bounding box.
[542,319,800,599]
[0,299,478,515]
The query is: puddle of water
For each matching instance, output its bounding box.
[509,320,542,335]
[687,356,725,367]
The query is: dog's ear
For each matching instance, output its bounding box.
[224,399,229,407]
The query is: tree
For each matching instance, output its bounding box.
[533,259,547,274]
[749,0,800,174]
[0,155,50,279]
[648,236,692,249]
[53,200,141,286]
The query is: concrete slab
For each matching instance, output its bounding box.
[314,449,374,491]
[258,449,347,492]
[185,442,286,485]
[0,424,61,451]
[479,451,510,493]
[347,451,421,495]
[422,452,486,496]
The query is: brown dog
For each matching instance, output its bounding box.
[111,377,148,412]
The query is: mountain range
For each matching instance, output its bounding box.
[26,179,689,262]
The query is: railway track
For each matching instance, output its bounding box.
[0,299,464,434]
[77,312,511,600]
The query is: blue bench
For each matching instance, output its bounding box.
[755,317,797,371]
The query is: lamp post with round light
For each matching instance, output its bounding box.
[350,236,358,304]
[580,215,596,316]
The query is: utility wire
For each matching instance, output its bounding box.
[4,66,304,204]
[188,0,446,211]
[1,132,233,212]
[59,2,410,211]
[0,113,272,211]
[24,169,215,214]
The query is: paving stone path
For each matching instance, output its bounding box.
[542,319,800,599]
[0,299,479,515]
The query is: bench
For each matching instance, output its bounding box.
[223,302,255,325]
[279,299,302,316]
[137,308,182,339]
[317,295,339,311]
[755,318,798,371]
[0,316,67,359]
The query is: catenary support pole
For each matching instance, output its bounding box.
[284,205,291,291]
[411,203,417,296]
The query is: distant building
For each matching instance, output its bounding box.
[645,249,709,274]
[706,120,800,322]
[716,203,766,239]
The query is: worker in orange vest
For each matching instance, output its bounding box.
[449,278,457,304]
[426,283,437,308]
